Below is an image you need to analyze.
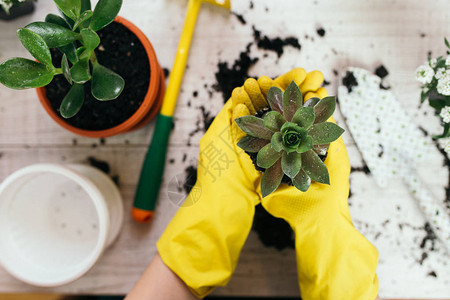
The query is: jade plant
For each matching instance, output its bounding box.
[0,0,124,118]
[235,81,345,197]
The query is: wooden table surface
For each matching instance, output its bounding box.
[0,0,449,298]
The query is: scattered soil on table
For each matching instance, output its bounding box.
[214,43,259,103]
[46,22,150,131]
[375,65,391,89]
[88,156,110,174]
[87,156,120,187]
[350,165,371,175]
[420,222,437,252]
[252,26,301,58]
[316,27,326,37]
[342,71,358,93]
[163,67,170,78]
[200,106,216,132]
[183,166,197,194]
[427,270,438,277]
[232,12,246,25]
[375,65,389,78]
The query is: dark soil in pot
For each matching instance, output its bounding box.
[46,21,150,131]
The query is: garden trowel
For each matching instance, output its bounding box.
[338,67,450,252]
[132,0,231,223]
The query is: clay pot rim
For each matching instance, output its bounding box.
[37,16,162,138]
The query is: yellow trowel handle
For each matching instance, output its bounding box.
[133,0,230,223]
[160,0,202,117]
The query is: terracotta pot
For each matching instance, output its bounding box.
[37,16,165,138]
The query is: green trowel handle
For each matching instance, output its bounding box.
[132,113,173,223]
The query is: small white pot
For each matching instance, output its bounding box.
[0,163,123,287]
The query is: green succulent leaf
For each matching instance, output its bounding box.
[25,22,80,48]
[60,43,78,64]
[308,122,345,145]
[280,122,304,134]
[281,151,302,178]
[70,57,91,83]
[271,132,283,152]
[90,0,122,31]
[73,10,93,31]
[297,135,313,153]
[314,96,336,124]
[91,62,124,100]
[80,28,100,51]
[60,9,75,29]
[60,83,84,118]
[263,111,286,131]
[279,122,308,153]
[44,14,78,64]
[302,150,330,184]
[257,144,282,169]
[304,97,320,107]
[0,58,54,89]
[235,116,274,140]
[76,46,86,57]
[17,28,53,67]
[61,54,72,84]
[80,0,91,12]
[292,107,315,129]
[45,13,71,29]
[54,0,81,21]
[283,81,302,121]
[293,169,311,192]
[237,136,269,153]
[282,131,303,153]
[261,159,283,198]
[267,86,283,114]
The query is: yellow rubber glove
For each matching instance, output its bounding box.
[158,68,378,299]
[259,70,379,299]
[157,87,262,298]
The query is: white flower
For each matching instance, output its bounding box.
[435,68,448,79]
[437,74,450,96]
[446,55,450,66]
[440,138,450,154]
[429,58,437,68]
[415,64,434,84]
[440,106,450,123]
[0,0,13,13]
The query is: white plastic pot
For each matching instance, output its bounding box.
[0,163,123,287]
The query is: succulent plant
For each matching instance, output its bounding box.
[0,0,124,118]
[235,81,345,197]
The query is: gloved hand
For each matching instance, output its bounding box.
[156,79,266,298]
[157,68,378,299]
[259,71,379,299]
[156,69,307,298]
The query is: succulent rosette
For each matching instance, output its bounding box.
[235,81,345,197]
